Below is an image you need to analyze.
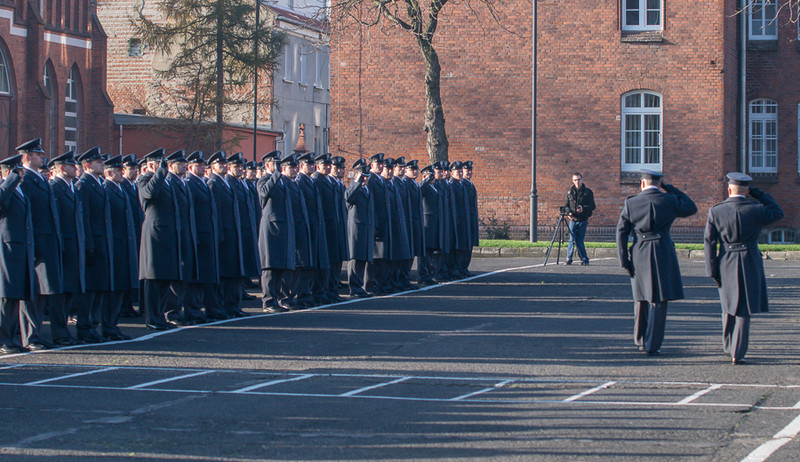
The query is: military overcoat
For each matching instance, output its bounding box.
[207,173,244,278]
[185,173,220,284]
[704,191,784,315]
[297,173,330,269]
[420,176,444,251]
[367,173,392,259]
[50,177,85,294]
[104,179,139,291]
[616,185,698,302]
[138,166,187,281]
[402,176,425,258]
[464,179,480,246]
[257,171,295,270]
[313,172,344,263]
[345,179,374,262]
[228,175,260,278]
[76,172,114,291]
[20,168,63,294]
[0,172,35,299]
[386,178,411,261]
[287,179,312,268]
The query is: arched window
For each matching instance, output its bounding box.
[44,62,58,155]
[65,66,80,152]
[748,99,778,173]
[621,91,662,171]
[0,47,11,95]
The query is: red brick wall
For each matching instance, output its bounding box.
[330,1,744,236]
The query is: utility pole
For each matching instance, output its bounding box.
[253,0,261,160]
[529,0,538,243]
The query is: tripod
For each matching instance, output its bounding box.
[544,212,569,266]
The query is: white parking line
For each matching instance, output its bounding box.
[24,367,119,385]
[451,379,516,401]
[340,377,411,397]
[562,381,617,403]
[230,374,315,393]
[677,384,723,405]
[125,370,215,390]
[0,364,24,370]
[742,413,800,462]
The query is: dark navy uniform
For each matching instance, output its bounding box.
[345,161,374,296]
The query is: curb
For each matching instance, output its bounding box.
[474,247,800,261]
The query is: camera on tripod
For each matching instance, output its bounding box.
[559,206,569,216]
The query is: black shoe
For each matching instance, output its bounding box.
[646,350,661,356]
[328,295,346,303]
[78,334,104,343]
[241,293,256,301]
[350,292,371,299]
[145,324,170,331]
[338,282,348,290]
[581,260,590,266]
[565,260,573,266]
[732,358,746,365]
[103,333,132,341]
[231,310,250,318]
[206,313,231,321]
[0,344,22,355]
[53,337,79,346]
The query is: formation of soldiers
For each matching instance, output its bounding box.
[0,139,480,353]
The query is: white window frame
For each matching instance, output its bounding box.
[748,99,778,173]
[621,91,662,172]
[0,48,10,95]
[622,0,663,32]
[65,68,78,153]
[283,44,293,82]
[314,48,328,89]
[768,228,796,244]
[749,0,778,40]
[299,46,307,86]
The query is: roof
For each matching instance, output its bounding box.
[265,5,329,34]
[114,113,280,135]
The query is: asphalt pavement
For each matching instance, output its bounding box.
[1,256,799,461]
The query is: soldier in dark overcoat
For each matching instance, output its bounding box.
[366,153,392,294]
[346,160,374,297]
[616,170,697,355]
[138,149,192,329]
[226,153,258,313]
[76,147,115,343]
[403,160,425,284]
[704,173,784,364]
[331,156,350,294]
[18,139,63,350]
[206,152,245,319]
[418,165,443,285]
[448,162,472,279]
[257,151,296,312]
[385,158,411,291]
[462,161,479,275]
[296,153,330,305]
[435,162,456,281]
[313,153,345,303]
[165,151,199,324]
[120,154,143,318]
[49,152,84,345]
[0,157,34,354]
[102,156,137,340]
[183,151,221,322]
[281,155,312,308]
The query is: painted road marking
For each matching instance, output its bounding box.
[742,413,800,462]
[125,370,215,390]
[562,381,617,403]
[451,379,516,401]
[230,374,315,393]
[677,384,724,405]
[340,376,411,397]
[23,367,119,386]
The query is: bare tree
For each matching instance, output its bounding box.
[327,0,514,163]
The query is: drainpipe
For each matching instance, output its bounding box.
[119,123,123,156]
[739,0,747,173]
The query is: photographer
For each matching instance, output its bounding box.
[563,172,595,265]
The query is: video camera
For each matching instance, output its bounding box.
[559,206,569,216]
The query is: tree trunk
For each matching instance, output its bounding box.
[418,38,448,164]
[215,0,224,151]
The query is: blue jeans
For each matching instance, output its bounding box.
[567,219,589,263]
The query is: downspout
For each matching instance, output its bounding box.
[119,123,123,156]
[739,0,747,173]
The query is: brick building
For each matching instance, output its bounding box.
[0,0,113,158]
[329,1,799,242]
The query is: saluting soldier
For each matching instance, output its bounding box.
[120,154,143,318]
[385,157,411,291]
[17,139,63,350]
[704,173,784,364]
[366,153,391,294]
[0,156,34,354]
[101,155,137,340]
[462,161,479,276]
[184,151,221,323]
[403,160,425,285]
[206,152,245,319]
[257,150,296,312]
[226,153,258,313]
[418,165,442,286]
[76,147,115,343]
[245,161,261,226]
[296,153,330,305]
[48,152,84,346]
[346,159,375,298]
[313,153,345,303]
[449,161,472,279]
[331,156,350,294]
[434,162,455,281]
[616,170,697,356]
[284,154,312,309]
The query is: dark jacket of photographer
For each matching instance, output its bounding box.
[564,185,595,222]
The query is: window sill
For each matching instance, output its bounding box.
[748,40,778,51]
[283,78,294,84]
[621,31,663,43]
[299,83,308,88]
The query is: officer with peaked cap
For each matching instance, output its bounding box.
[225,152,257,313]
[617,169,697,356]
[16,139,63,350]
[330,155,350,295]
[183,150,220,323]
[76,147,115,342]
[100,155,137,340]
[366,153,391,294]
[448,161,472,279]
[281,154,312,308]
[434,161,455,281]
[704,173,784,364]
[312,153,344,302]
[403,159,425,285]
[119,154,144,318]
[294,152,329,306]
[461,161,478,276]
[418,164,443,285]
[206,152,245,319]
[346,160,374,297]
[386,157,411,290]
[257,153,296,312]
[245,160,261,228]
[48,151,84,345]
[0,155,34,354]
